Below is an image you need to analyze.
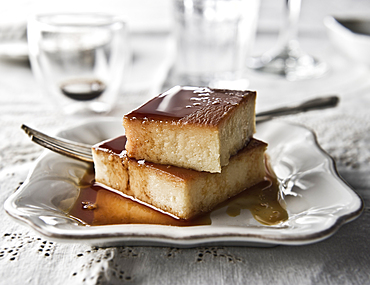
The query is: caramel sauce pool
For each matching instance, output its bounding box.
[68,161,288,227]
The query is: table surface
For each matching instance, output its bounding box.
[1,1,370,284]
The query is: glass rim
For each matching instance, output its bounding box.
[29,13,126,29]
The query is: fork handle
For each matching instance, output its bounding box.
[256,95,339,122]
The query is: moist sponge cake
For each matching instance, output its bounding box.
[122,86,256,173]
[92,136,129,192]
[128,139,267,220]
[92,136,267,220]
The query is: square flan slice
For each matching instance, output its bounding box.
[92,136,267,220]
[92,136,129,192]
[122,86,256,173]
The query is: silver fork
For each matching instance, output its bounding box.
[21,124,94,163]
[21,95,339,162]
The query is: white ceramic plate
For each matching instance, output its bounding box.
[4,118,363,247]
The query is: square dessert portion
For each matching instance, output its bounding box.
[92,136,267,220]
[92,136,129,192]
[122,86,256,173]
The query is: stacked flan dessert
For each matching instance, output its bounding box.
[92,86,267,220]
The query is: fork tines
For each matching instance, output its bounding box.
[21,124,94,163]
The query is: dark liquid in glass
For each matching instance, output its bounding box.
[60,79,106,101]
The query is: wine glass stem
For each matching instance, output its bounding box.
[277,0,302,51]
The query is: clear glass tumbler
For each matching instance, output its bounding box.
[28,14,130,115]
[172,0,260,88]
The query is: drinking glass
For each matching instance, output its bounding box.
[248,0,328,81]
[172,0,260,88]
[28,14,130,115]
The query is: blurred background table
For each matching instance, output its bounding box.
[0,0,369,284]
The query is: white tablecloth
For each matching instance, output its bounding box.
[1,0,369,284]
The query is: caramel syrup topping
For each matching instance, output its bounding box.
[124,86,256,126]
